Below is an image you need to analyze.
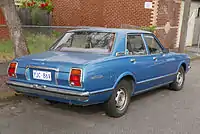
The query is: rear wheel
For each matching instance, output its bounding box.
[104,79,133,118]
[169,66,185,91]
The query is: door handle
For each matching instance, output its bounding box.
[130,58,136,63]
[153,57,157,61]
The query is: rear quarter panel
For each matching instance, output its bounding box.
[83,57,135,92]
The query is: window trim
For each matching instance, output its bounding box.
[125,33,148,56]
[142,33,165,55]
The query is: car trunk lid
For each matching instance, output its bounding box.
[15,51,110,87]
[16,51,109,71]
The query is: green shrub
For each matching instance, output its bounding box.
[52,30,62,37]
[140,25,157,33]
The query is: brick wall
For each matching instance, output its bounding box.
[103,0,153,27]
[52,0,153,27]
[0,0,182,48]
[153,0,181,48]
[0,8,9,40]
[52,0,181,48]
[0,27,9,39]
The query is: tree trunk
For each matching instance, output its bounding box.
[1,0,30,58]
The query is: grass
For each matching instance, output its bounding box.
[0,32,59,62]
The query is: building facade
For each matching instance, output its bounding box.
[0,0,183,48]
[177,0,200,47]
[52,0,182,48]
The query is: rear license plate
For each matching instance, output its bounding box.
[33,70,52,81]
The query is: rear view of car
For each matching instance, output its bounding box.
[7,30,116,105]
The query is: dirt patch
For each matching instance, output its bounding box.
[0,75,17,99]
[0,75,10,92]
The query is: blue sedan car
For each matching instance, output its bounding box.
[7,28,191,117]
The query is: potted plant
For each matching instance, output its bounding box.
[38,0,54,14]
[18,0,38,25]
[18,0,54,26]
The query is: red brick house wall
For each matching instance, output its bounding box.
[154,0,181,48]
[52,0,153,27]
[103,0,153,27]
[0,8,9,40]
[52,0,181,48]
[0,0,182,48]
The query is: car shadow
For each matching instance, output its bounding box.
[22,95,104,115]
[28,86,170,116]
[50,102,105,115]
[130,86,169,102]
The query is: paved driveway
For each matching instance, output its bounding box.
[0,60,200,134]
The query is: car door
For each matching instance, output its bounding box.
[126,34,163,93]
[153,35,178,75]
[142,34,175,86]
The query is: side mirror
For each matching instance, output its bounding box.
[163,48,169,53]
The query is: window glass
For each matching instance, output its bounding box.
[127,35,146,55]
[143,35,163,54]
[50,31,115,54]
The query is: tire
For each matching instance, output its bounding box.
[169,66,185,91]
[104,79,133,118]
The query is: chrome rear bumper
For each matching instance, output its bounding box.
[7,81,89,102]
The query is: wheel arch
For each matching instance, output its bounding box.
[113,72,136,92]
[181,62,186,72]
[177,61,187,73]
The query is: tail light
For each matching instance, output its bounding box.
[69,68,82,87]
[7,62,18,77]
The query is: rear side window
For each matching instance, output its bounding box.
[143,35,163,54]
[127,34,147,55]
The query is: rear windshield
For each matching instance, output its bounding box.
[50,31,115,54]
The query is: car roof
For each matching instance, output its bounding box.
[68,27,152,34]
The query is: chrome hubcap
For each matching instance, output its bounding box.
[115,88,127,111]
[176,71,183,86]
